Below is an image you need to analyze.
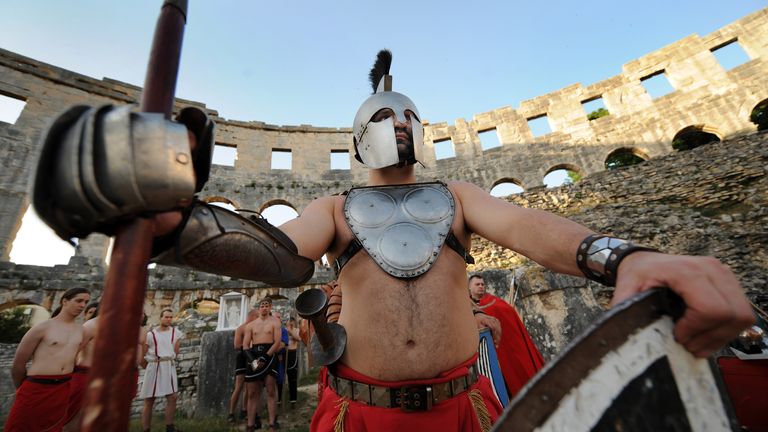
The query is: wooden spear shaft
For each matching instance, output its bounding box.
[81,1,187,430]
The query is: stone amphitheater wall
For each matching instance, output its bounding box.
[1,9,767,260]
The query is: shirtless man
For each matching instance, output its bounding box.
[242,297,282,432]
[63,302,99,431]
[5,288,90,432]
[228,309,259,424]
[38,50,754,431]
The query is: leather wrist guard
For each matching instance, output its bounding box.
[33,104,215,242]
[576,234,658,287]
[152,201,314,287]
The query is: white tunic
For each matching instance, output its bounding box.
[139,327,183,399]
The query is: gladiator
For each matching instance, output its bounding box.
[242,297,282,431]
[228,308,259,424]
[32,49,755,431]
[5,288,90,432]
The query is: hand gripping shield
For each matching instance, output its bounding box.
[32,104,214,242]
[492,290,739,431]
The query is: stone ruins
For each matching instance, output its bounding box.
[0,8,766,418]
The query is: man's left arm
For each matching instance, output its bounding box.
[267,322,281,357]
[453,181,754,357]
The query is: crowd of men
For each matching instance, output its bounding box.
[4,290,187,432]
[2,287,309,432]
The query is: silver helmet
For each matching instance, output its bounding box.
[352,50,425,169]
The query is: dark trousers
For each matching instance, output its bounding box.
[286,350,298,402]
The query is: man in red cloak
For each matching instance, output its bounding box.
[470,274,545,397]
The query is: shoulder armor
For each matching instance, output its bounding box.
[153,202,314,287]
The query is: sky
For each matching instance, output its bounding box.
[2,0,765,266]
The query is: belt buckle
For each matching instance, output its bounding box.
[393,386,433,412]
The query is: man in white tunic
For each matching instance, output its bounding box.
[140,309,183,432]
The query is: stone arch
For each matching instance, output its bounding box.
[258,199,298,214]
[604,147,649,170]
[0,301,50,328]
[203,195,242,210]
[258,200,300,226]
[671,125,722,151]
[749,98,768,131]
[490,178,525,197]
[543,163,584,187]
[0,299,42,312]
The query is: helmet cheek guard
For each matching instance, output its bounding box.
[352,50,426,169]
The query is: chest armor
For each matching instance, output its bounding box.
[343,182,455,278]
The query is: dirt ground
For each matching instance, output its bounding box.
[129,382,319,432]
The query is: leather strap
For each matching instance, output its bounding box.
[334,232,474,276]
[445,232,475,265]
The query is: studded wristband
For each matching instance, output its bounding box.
[576,234,658,287]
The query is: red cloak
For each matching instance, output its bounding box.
[477,293,545,397]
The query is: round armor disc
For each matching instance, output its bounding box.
[377,223,432,271]
[403,187,452,223]
[347,191,396,228]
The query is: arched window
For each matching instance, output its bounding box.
[543,165,583,188]
[604,148,649,170]
[750,99,768,131]
[672,126,721,151]
[490,179,524,197]
[204,196,241,211]
[259,201,299,227]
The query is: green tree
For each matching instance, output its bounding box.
[0,307,31,343]
[566,170,582,183]
[751,101,768,131]
[587,108,610,121]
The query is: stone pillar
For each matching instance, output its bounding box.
[74,233,111,265]
[197,330,237,416]
[513,266,604,361]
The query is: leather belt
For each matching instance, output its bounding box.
[26,376,71,385]
[328,364,479,412]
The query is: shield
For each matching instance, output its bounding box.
[478,327,510,407]
[492,289,739,432]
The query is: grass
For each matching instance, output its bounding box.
[297,367,321,387]
[128,368,321,431]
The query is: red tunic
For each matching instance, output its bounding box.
[311,355,502,432]
[4,374,72,432]
[64,365,90,425]
[477,293,545,397]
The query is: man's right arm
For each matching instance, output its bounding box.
[138,330,148,369]
[11,324,45,388]
[233,326,243,350]
[278,195,337,261]
[242,324,252,350]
